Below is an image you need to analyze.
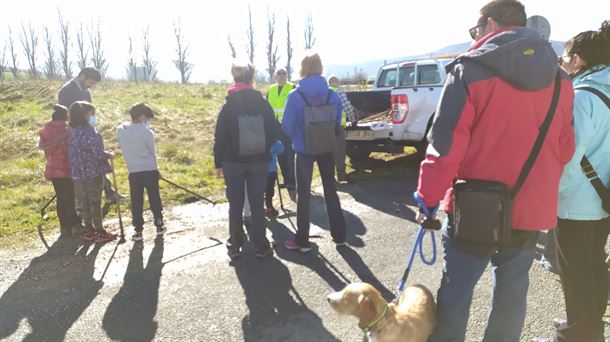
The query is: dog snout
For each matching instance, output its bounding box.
[327,291,343,304]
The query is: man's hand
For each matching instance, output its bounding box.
[216,168,224,178]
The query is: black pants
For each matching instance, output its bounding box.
[51,178,79,231]
[265,172,277,209]
[555,217,610,342]
[277,132,295,191]
[128,170,163,232]
[295,153,346,247]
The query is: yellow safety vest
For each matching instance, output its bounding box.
[330,87,347,128]
[268,82,295,123]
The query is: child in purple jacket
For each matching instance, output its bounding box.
[68,101,117,244]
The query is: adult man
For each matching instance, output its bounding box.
[58,67,127,205]
[267,68,296,199]
[328,75,355,182]
[415,1,575,341]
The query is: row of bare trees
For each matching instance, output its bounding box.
[1,11,193,83]
[228,8,315,82]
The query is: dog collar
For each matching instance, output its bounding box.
[359,304,388,333]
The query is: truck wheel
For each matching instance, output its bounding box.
[347,143,370,162]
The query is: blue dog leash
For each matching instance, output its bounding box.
[396,192,441,294]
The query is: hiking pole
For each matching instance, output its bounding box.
[110,159,126,243]
[160,177,216,205]
[40,194,57,219]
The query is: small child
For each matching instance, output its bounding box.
[117,103,166,242]
[68,101,117,243]
[243,139,284,221]
[38,104,79,238]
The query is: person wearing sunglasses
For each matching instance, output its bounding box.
[415,0,576,341]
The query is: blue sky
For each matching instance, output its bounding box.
[1,0,607,82]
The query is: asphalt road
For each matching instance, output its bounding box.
[0,155,608,341]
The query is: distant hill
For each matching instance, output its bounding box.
[326,40,565,80]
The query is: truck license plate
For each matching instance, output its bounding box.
[347,130,373,140]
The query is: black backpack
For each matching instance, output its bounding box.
[297,89,337,155]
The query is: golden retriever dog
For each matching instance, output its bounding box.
[327,283,436,342]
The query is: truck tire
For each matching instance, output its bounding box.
[415,114,435,161]
[347,142,370,162]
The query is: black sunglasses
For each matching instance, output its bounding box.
[469,18,489,40]
[276,72,287,75]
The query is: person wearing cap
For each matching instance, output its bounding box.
[117,103,166,242]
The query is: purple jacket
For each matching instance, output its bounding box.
[68,125,112,183]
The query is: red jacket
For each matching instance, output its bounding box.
[417,27,575,231]
[39,120,71,180]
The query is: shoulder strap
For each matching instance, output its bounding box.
[296,89,312,107]
[574,86,610,109]
[580,156,609,202]
[512,71,562,198]
[325,89,333,105]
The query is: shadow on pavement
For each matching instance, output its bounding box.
[234,255,341,342]
[336,246,394,301]
[102,236,164,342]
[0,237,102,341]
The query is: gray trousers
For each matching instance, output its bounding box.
[334,126,347,177]
[223,162,269,250]
[74,176,104,232]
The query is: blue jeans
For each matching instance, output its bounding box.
[429,215,538,342]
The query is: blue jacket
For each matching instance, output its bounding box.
[269,140,284,172]
[558,65,610,220]
[282,75,343,154]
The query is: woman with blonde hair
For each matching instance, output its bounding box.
[282,51,347,252]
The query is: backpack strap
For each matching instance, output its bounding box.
[574,86,610,109]
[296,89,312,107]
[325,89,333,105]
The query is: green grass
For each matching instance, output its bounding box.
[0,80,270,247]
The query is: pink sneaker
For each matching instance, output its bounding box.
[284,240,312,253]
[83,231,97,241]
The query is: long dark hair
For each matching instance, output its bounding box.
[51,104,68,121]
[69,101,95,128]
[565,20,610,71]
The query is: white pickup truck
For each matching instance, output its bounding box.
[345,58,453,161]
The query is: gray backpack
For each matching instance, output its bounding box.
[237,114,266,156]
[297,89,337,155]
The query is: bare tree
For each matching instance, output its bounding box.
[58,9,72,79]
[7,27,19,79]
[20,22,39,79]
[126,35,137,82]
[173,19,193,84]
[43,26,59,80]
[76,23,88,70]
[245,5,255,63]
[0,46,7,81]
[88,21,108,77]
[227,35,236,58]
[142,26,158,82]
[266,10,279,82]
[286,16,293,81]
[304,13,316,50]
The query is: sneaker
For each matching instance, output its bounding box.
[132,232,143,242]
[265,207,279,217]
[94,231,117,244]
[256,246,274,259]
[552,317,567,329]
[227,246,241,259]
[284,240,312,253]
[106,193,128,205]
[83,230,97,241]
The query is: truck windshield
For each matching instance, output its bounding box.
[398,65,415,86]
[377,68,398,88]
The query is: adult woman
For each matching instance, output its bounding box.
[544,21,610,342]
[38,104,79,238]
[282,51,347,252]
[213,61,277,259]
